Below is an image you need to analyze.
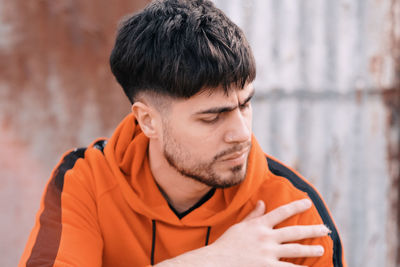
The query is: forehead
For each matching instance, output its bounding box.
[172,83,254,112]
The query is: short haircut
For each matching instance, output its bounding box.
[109,0,256,104]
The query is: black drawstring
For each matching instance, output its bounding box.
[151,220,156,265]
[205,226,211,246]
[150,221,211,265]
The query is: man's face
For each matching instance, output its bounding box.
[160,83,254,188]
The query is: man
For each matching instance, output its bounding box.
[19,0,346,266]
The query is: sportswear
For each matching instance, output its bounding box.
[19,113,346,266]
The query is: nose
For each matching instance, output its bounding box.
[224,109,251,144]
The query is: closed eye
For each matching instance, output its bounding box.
[200,115,220,124]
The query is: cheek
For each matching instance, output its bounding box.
[182,130,220,151]
[174,124,222,157]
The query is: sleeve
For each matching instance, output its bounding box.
[18,148,103,267]
[265,155,347,267]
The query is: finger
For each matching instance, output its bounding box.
[275,224,331,243]
[243,200,265,221]
[273,262,307,267]
[277,243,324,258]
[263,199,312,227]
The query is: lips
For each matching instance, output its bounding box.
[220,147,250,162]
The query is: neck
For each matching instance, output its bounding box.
[148,140,212,213]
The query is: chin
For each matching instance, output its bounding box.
[212,165,247,188]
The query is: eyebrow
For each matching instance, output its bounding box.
[195,88,255,115]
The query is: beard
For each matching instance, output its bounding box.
[162,124,251,188]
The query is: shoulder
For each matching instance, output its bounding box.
[261,153,336,230]
[257,154,345,267]
[51,138,116,197]
[264,154,324,209]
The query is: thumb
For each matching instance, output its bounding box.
[243,200,265,221]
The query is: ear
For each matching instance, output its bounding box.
[131,102,159,139]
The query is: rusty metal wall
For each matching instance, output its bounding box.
[0,1,150,266]
[213,0,400,266]
[0,0,399,266]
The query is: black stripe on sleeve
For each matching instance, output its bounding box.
[26,148,86,267]
[266,156,344,267]
[93,139,107,154]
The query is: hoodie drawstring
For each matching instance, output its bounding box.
[205,226,211,246]
[150,222,212,265]
[151,220,156,265]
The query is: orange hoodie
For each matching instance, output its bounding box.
[19,113,346,267]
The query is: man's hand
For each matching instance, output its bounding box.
[210,199,329,266]
[156,199,330,267]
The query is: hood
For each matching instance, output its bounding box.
[104,113,270,227]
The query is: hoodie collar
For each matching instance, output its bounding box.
[104,113,271,226]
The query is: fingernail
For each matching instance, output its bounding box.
[316,246,324,256]
[323,225,332,234]
[302,199,312,208]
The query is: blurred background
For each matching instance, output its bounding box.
[0,0,399,266]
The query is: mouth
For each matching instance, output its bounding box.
[219,147,250,163]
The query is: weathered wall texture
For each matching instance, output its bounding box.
[0,0,399,266]
[213,0,400,266]
[0,1,150,266]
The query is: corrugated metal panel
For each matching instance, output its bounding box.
[213,0,399,266]
[0,1,151,266]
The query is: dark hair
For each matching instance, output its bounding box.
[110,0,256,104]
